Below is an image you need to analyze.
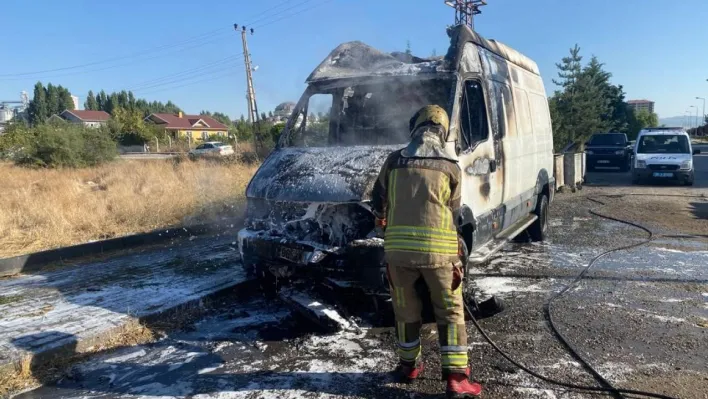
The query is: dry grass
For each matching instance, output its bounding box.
[0,158,259,258]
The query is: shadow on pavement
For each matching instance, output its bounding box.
[689,202,708,220]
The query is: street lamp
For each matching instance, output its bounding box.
[697,97,706,126]
[690,105,699,129]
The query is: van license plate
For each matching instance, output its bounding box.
[597,160,610,164]
[653,172,673,178]
[276,246,304,263]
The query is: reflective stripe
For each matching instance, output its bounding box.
[397,322,405,343]
[397,346,421,361]
[441,345,468,353]
[446,323,458,346]
[398,339,421,349]
[385,239,458,250]
[440,174,450,230]
[441,289,455,311]
[387,225,457,236]
[385,240,458,255]
[388,169,398,226]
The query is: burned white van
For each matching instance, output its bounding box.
[238,25,554,297]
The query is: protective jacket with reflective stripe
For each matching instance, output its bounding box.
[371,149,462,268]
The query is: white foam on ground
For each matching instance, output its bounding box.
[475,277,549,295]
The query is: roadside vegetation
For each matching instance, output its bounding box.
[0,158,259,258]
[549,45,660,151]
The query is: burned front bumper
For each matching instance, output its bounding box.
[237,228,387,291]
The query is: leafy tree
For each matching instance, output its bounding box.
[260,112,267,121]
[28,82,49,125]
[85,91,99,111]
[628,109,659,138]
[8,124,116,168]
[200,110,233,127]
[57,88,75,112]
[268,111,274,118]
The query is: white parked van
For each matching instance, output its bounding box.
[632,128,700,186]
[238,25,555,294]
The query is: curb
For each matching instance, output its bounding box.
[0,277,259,394]
[0,220,240,278]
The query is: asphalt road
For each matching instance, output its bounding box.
[14,149,708,399]
[587,143,708,190]
[119,153,179,160]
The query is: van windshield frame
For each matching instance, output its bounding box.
[280,75,455,148]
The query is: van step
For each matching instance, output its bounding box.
[468,214,538,264]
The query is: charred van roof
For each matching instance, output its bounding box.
[306,41,451,83]
[445,25,540,76]
[307,25,539,84]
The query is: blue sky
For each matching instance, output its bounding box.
[1,0,707,119]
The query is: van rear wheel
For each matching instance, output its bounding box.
[528,194,549,242]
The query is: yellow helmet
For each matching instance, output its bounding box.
[409,105,450,135]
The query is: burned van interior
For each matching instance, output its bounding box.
[285,77,453,148]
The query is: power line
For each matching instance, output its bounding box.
[247,0,318,27]
[129,64,243,93]
[252,0,336,29]
[124,54,244,92]
[0,28,231,79]
[242,0,292,25]
[134,71,239,96]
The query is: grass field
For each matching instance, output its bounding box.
[0,158,259,259]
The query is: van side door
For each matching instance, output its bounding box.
[455,77,503,248]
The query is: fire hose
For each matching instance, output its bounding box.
[462,193,705,399]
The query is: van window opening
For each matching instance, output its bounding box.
[286,78,453,148]
[459,80,489,152]
[637,135,690,154]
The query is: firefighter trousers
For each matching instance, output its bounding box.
[387,263,468,374]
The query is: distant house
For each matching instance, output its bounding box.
[145,112,228,142]
[56,110,111,128]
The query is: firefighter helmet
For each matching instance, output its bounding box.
[409,105,450,136]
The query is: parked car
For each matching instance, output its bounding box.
[585,133,632,172]
[632,128,700,186]
[238,24,555,301]
[188,142,234,158]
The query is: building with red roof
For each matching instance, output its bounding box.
[54,110,111,128]
[145,112,229,142]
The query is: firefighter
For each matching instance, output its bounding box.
[371,105,482,398]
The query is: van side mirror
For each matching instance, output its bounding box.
[694,149,701,155]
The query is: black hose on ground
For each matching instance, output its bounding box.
[463,193,693,399]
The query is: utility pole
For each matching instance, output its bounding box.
[444,0,487,29]
[235,24,259,124]
[696,96,706,126]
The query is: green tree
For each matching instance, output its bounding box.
[28,82,49,125]
[85,91,99,111]
[405,40,412,56]
[45,83,60,115]
[260,112,267,121]
[628,109,659,138]
[200,110,233,127]
[57,87,75,112]
[268,111,274,118]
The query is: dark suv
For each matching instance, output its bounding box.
[585,133,632,172]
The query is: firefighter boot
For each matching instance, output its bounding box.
[395,361,424,383]
[446,368,482,398]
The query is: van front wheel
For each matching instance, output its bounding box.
[528,194,549,242]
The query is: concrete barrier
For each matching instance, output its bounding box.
[563,152,584,191]
[554,154,565,191]
[0,220,240,278]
